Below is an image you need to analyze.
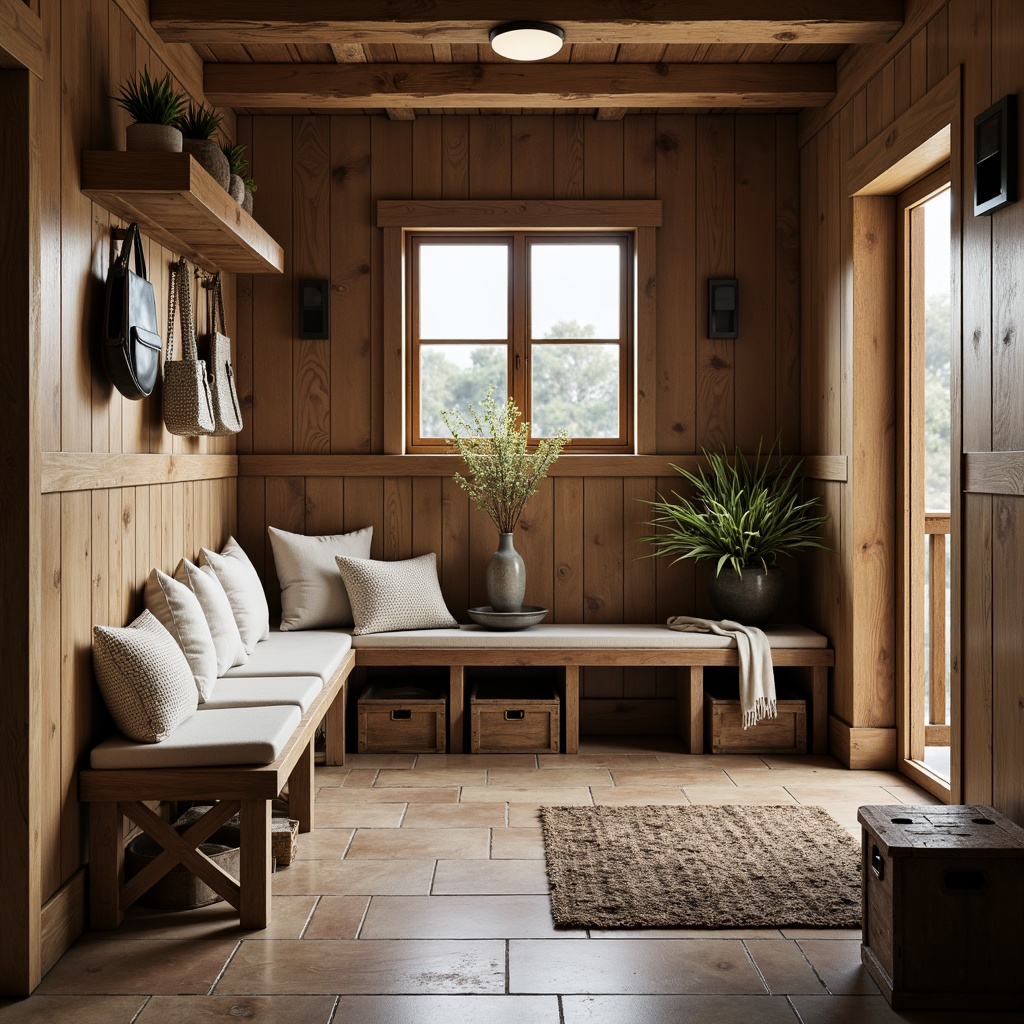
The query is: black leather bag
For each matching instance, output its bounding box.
[102,222,162,400]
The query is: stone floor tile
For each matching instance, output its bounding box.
[301,896,371,939]
[271,858,435,896]
[346,826,490,860]
[782,785,911,806]
[682,785,798,805]
[360,895,580,939]
[135,995,338,1022]
[433,859,549,895]
[374,769,488,788]
[576,737,685,755]
[796,939,880,995]
[608,768,733,786]
[561,994,799,1023]
[509,938,765,994]
[589,788,689,805]
[882,787,943,806]
[589,928,781,939]
[216,939,505,995]
[461,787,593,805]
[339,769,380,788]
[781,928,862,940]
[725,768,906,787]
[117,895,317,941]
[317,787,460,804]
[656,754,770,771]
[507,805,543,827]
[292,827,355,855]
[315,790,408,820]
[341,754,417,769]
[333,995,560,1023]
[0,996,146,1023]
[35,936,236,995]
[418,754,539,768]
[311,767,350,787]
[486,768,614,788]
[537,753,662,768]
[744,939,827,995]
[402,803,508,828]
[490,827,545,859]
[789,994,1024,1024]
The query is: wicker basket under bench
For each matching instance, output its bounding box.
[79,650,353,930]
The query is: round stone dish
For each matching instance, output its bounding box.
[467,605,548,631]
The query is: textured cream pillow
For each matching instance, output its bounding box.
[269,525,373,630]
[144,568,217,701]
[335,553,458,636]
[199,537,270,654]
[92,611,198,743]
[174,558,247,674]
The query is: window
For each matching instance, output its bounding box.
[407,232,633,453]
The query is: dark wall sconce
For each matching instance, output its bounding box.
[974,95,1017,216]
[708,279,738,339]
[298,279,330,339]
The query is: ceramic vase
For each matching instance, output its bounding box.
[242,189,254,215]
[707,565,785,627]
[125,123,182,152]
[487,532,526,613]
[228,173,246,204]
[182,139,230,190]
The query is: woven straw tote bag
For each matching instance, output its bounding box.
[163,258,215,437]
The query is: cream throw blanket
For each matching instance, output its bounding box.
[667,616,777,728]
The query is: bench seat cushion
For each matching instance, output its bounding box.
[89,705,302,769]
[350,623,828,650]
[199,676,323,714]
[220,628,352,682]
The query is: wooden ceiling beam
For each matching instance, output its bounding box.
[0,0,43,78]
[152,0,903,46]
[204,62,836,110]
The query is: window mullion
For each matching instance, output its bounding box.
[512,233,528,426]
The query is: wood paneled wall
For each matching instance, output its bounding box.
[2,0,241,995]
[236,111,805,729]
[799,0,1024,821]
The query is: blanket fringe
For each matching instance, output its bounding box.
[743,698,777,730]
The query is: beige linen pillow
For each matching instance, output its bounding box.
[335,552,458,636]
[199,537,270,654]
[92,610,198,743]
[144,568,218,701]
[269,525,373,630]
[174,558,247,674]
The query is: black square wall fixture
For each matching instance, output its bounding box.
[708,279,738,339]
[974,95,1017,216]
[298,279,330,339]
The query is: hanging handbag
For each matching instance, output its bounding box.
[101,222,162,400]
[162,258,216,437]
[197,272,243,436]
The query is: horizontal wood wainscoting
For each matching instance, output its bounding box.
[239,454,844,737]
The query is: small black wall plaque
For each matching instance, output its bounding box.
[974,95,1017,216]
[708,279,738,339]
[298,279,330,339]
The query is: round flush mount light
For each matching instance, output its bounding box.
[488,21,565,61]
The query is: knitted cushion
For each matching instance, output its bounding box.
[199,537,270,654]
[174,558,247,674]
[335,552,458,636]
[91,610,198,743]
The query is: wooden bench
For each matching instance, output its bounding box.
[79,650,353,930]
[352,624,834,756]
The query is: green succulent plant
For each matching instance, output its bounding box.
[222,144,249,176]
[175,102,223,140]
[115,67,186,126]
[639,441,830,578]
[244,178,257,194]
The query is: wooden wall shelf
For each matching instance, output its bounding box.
[81,152,284,274]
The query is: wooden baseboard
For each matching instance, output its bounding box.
[828,716,897,769]
[40,870,86,977]
[580,698,677,736]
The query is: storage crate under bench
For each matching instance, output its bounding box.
[357,683,447,753]
[470,682,560,754]
[704,686,807,754]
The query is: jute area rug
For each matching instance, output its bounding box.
[540,804,861,929]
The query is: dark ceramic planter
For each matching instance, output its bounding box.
[707,565,785,626]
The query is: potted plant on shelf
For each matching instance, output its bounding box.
[442,388,569,615]
[640,442,829,625]
[242,176,256,215]
[116,67,187,152]
[222,143,248,205]
[176,102,230,190]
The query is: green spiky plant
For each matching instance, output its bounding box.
[244,178,257,194]
[640,441,829,578]
[115,67,186,125]
[441,387,569,534]
[222,143,248,176]
[175,102,223,140]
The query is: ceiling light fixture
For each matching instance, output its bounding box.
[488,21,565,62]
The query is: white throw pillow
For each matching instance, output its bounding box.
[144,568,218,701]
[269,525,373,631]
[92,610,198,743]
[174,558,247,674]
[335,552,458,636]
[199,537,270,654]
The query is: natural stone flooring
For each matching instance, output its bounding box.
[3,738,1021,1023]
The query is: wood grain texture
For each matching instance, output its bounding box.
[41,453,238,493]
[377,198,662,228]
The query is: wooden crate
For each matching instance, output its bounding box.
[470,682,560,754]
[859,804,1024,1010]
[704,690,807,754]
[357,684,446,753]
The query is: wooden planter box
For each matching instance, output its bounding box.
[858,804,1024,1010]
[470,682,560,754]
[704,689,807,754]
[357,684,446,753]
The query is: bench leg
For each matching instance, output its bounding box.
[678,666,704,754]
[289,739,315,833]
[811,665,828,756]
[88,802,124,929]
[563,665,579,754]
[449,665,464,753]
[240,798,271,928]
[325,679,346,766]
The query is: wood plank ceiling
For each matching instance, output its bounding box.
[150,1,905,117]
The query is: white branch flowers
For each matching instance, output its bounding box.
[441,389,570,534]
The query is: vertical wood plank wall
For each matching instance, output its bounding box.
[6,0,241,992]
[799,0,1024,820]
[236,112,805,735]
